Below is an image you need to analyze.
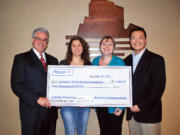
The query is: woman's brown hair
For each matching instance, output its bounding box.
[66,36,90,64]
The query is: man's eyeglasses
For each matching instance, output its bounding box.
[34,37,49,43]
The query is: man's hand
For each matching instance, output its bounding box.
[37,97,51,108]
[130,105,140,112]
[113,108,123,116]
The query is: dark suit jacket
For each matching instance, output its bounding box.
[124,49,166,123]
[11,49,58,129]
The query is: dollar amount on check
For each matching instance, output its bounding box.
[47,65,132,107]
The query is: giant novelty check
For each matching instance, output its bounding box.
[47,65,132,107]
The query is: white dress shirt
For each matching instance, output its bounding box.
[33,48,46,62]
[132,48,146,73]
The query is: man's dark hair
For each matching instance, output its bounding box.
[129,27,147,39]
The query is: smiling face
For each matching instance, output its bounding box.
[130,31,147,55]
[32,31,48,55]
[100,38,115,56]
[71,40,83,57]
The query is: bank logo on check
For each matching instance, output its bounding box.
[52,69,74,76]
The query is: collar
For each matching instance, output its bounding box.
[32,48,46,62]
[132,48,146,58]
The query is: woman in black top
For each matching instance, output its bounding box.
[59,36,91,135]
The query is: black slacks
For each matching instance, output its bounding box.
[96,107,124,135]
[21,108,57,135]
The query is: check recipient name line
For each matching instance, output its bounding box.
[85,87,114,88]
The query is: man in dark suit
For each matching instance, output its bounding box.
[124,27,166,135]
[11,27,58,135]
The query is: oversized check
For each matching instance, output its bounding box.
[47,65,132,107]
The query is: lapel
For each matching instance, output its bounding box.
[133,49,149,80]
[45,53,51,71]
[29,49,47,73]
[45,53,51,65]
[128,55,133,77]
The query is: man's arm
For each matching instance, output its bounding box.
[11,54,39,107]
[137,56,166,112]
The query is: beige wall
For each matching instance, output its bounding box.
[0,0,180,134]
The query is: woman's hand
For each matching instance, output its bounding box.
[113,108,123,116]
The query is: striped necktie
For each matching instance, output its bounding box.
[40,57,47,70]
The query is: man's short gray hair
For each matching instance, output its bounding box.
[32,27,49,39]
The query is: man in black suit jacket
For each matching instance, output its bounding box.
[11,27,58,135]
[124,27,166,135]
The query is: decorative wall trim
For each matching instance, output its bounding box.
[66,0,143,58]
